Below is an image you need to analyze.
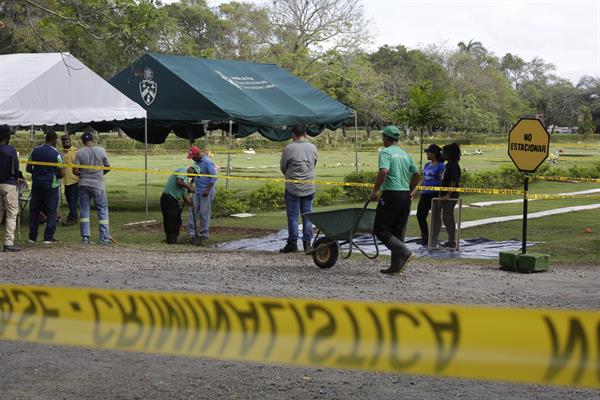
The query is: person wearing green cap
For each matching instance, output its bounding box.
[160,165,196,244]
[370,125,420,274]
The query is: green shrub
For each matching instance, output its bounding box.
[213,190,249,217]
[462,164,525,189]
[314,186,345,206]
[343,171,376,201]
[248,183,285,210]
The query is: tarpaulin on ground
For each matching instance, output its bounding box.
[215,229,537,260]
[107,53,353,143]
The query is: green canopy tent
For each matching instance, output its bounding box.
[105,53,357,213]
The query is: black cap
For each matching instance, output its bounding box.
[424,144,441,153]
[81,132,94,143]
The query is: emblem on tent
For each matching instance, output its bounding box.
[140,68,157,106]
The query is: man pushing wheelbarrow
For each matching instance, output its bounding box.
[304,126,420,274]
[369,126,420,274]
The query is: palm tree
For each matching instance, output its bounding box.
[457,39,487,57]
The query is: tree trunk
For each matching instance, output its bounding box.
[366,124,371,140]
[341,125,347,138]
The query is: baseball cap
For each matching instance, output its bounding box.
[382,125,401,139]
[187,146,201,159]
[424,144,441,153]
[81,132,94,143]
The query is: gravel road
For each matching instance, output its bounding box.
[1,246,598,399]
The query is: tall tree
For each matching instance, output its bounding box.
[266,0,370,77]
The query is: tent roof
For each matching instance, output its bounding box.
[109,53,352,142]
[0,53,146,126]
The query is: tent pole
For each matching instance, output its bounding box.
[354,111,359,174]
[226,120,233,190]
[144,117,148,216]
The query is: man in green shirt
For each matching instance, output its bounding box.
[161,165,197,244]
[370,125,420,274]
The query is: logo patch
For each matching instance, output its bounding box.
[139,68,157,106]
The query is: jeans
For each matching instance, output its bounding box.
[64,183,79,222]
[187,191,215,238]
[79,186,110,243]
[431,198,457,244]
[29,186,59,241]
[416,192,436,239]
[284,190,314,242]
[161,193,183,244]
[0,184,18,246]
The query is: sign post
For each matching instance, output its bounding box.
[500,118,551,273]
[508,117,550,254]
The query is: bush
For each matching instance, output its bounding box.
[461,164,525,189]
[213,190,249,217]
[248,183,285,210]
[343,171,377,201]
[314,186,345,206]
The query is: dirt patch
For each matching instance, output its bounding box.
[0,246,598,399]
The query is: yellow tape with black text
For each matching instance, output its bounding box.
[0,284,598,388]
[19,160,600,200]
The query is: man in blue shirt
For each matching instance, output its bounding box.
[187,146,217,245]
[26,131,64,244]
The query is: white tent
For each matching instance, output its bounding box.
[0,52,150,213]
[0,52,146,125]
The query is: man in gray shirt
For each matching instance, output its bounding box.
[279,124,318,253]
[73,132,111,245]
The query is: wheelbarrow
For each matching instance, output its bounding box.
[303,200,379,268]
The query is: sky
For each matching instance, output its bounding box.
[197,0,600,83]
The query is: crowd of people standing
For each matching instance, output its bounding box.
[1,124,462,278]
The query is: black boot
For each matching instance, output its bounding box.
[418,236,429,246]
[280,240,298,253]
[380,236,415,274]
[302,240,310,254]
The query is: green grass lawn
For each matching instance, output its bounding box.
[5,141,600,265]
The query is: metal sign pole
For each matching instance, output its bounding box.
[226,120,233,190]
[144,117,148,216]
[522,173,529,254]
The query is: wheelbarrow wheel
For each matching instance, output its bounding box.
[312,237,339,269]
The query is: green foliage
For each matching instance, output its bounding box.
[462,165,525,189]
[213,190,249,217]
[248,183,285,210]
[396,81,446,133]
[343,171,377,201]
[314,186,345,206]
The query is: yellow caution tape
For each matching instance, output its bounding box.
[0,284,597,388]
[536,176,600,184]
[19,160,600,199]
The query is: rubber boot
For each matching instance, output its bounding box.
[380,236,414,274]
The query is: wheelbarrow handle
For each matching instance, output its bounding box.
[350,198,374,240]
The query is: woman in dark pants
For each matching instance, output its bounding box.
[431,143,462,248]
[412,144,445,245]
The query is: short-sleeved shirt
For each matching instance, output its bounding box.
[194,156,217,194]
[61,146,79,186]
[422,161,445,194]
[163,168,190,200]
[29,144,63,190]
[75,146,110,189]
[280,140,318,197]
[440,160,461,198]
[378,145,418,191]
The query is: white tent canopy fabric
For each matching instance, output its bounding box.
[0,52,146,126]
